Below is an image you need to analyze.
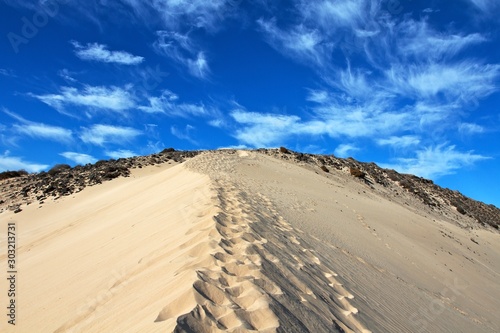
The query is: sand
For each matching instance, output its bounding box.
[1,150,499,332]
[0,163,219,332]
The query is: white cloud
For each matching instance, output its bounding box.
[60,152,97,165]
[72,41,144,65]
[397,20,487,61]
[389,62,500,101]
[377,135,420,148]
[255,2,500,150]
[14,124,73,143]
[0,68,15,77]
[139,90,213,117]
[337,64,393,102]
[258,0,380,67]
[58,69,78,83]
[3,109,73,143]
[217,144,250,150]
[381,144,490,179]
[231,109,300,147]
[32,85,136,113]
[170,125,197,144]
[154,31,210,79]
[138,90,179,113]
[422,8,441,13]
[298,0,372,30]
[334,144,359,158]
[105,150,137,159]
[458,123,485,135]
[187,52,210,79]
[306,90,329,103]
[123,0,237,30]
[230,102,414,147]
[0,152,48,172]
[208,118,225,128]
[79,124,142,146]
[466,0,500,12]
[258,19,333,66]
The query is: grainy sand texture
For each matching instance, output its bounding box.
[1,150,499,332]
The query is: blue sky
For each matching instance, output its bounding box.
[1,0,499,207]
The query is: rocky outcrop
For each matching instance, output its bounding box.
[0,149,200,213]
[259,148,500,230]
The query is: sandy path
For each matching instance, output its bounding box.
[184,151,370,332]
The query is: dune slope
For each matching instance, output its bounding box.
[1,163,218,333]
[1,150,499,333]
[184,150,500,333]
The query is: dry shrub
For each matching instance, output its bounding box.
[48,164,71,176]
[0,170,28,181]
[349,167,365,178]
[279,146,289,154]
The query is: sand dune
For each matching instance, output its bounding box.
[1,150,499,332]
[1,163,218,332]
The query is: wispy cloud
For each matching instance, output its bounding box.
[154,31,210,79]
[397,20,487,61]
[14,124,73,143]
[306,90,329,103]
[187,52,210,79]
[376,135,421,148]
[334,144,359,158]
[123,0,238,31]
[32,85,136,113]
[72,41,144,65]
[0,68,16,77]
[60,152,97,165]
[4,109,73,143]
[171,124,198,144]
[231,109,300,147]
[388,62,500,102]
[0,151,48,172]
[381,144,490,179]
[458,123,485,135]
[139,90,214,117]
[79,124,142,146]
[105,149,137,159]
[257,19,333,66]
[298,0,374,30]
[57,69,78,83]
[251,0,500,174]
[466,0,500,12]
[230,102,413,147]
